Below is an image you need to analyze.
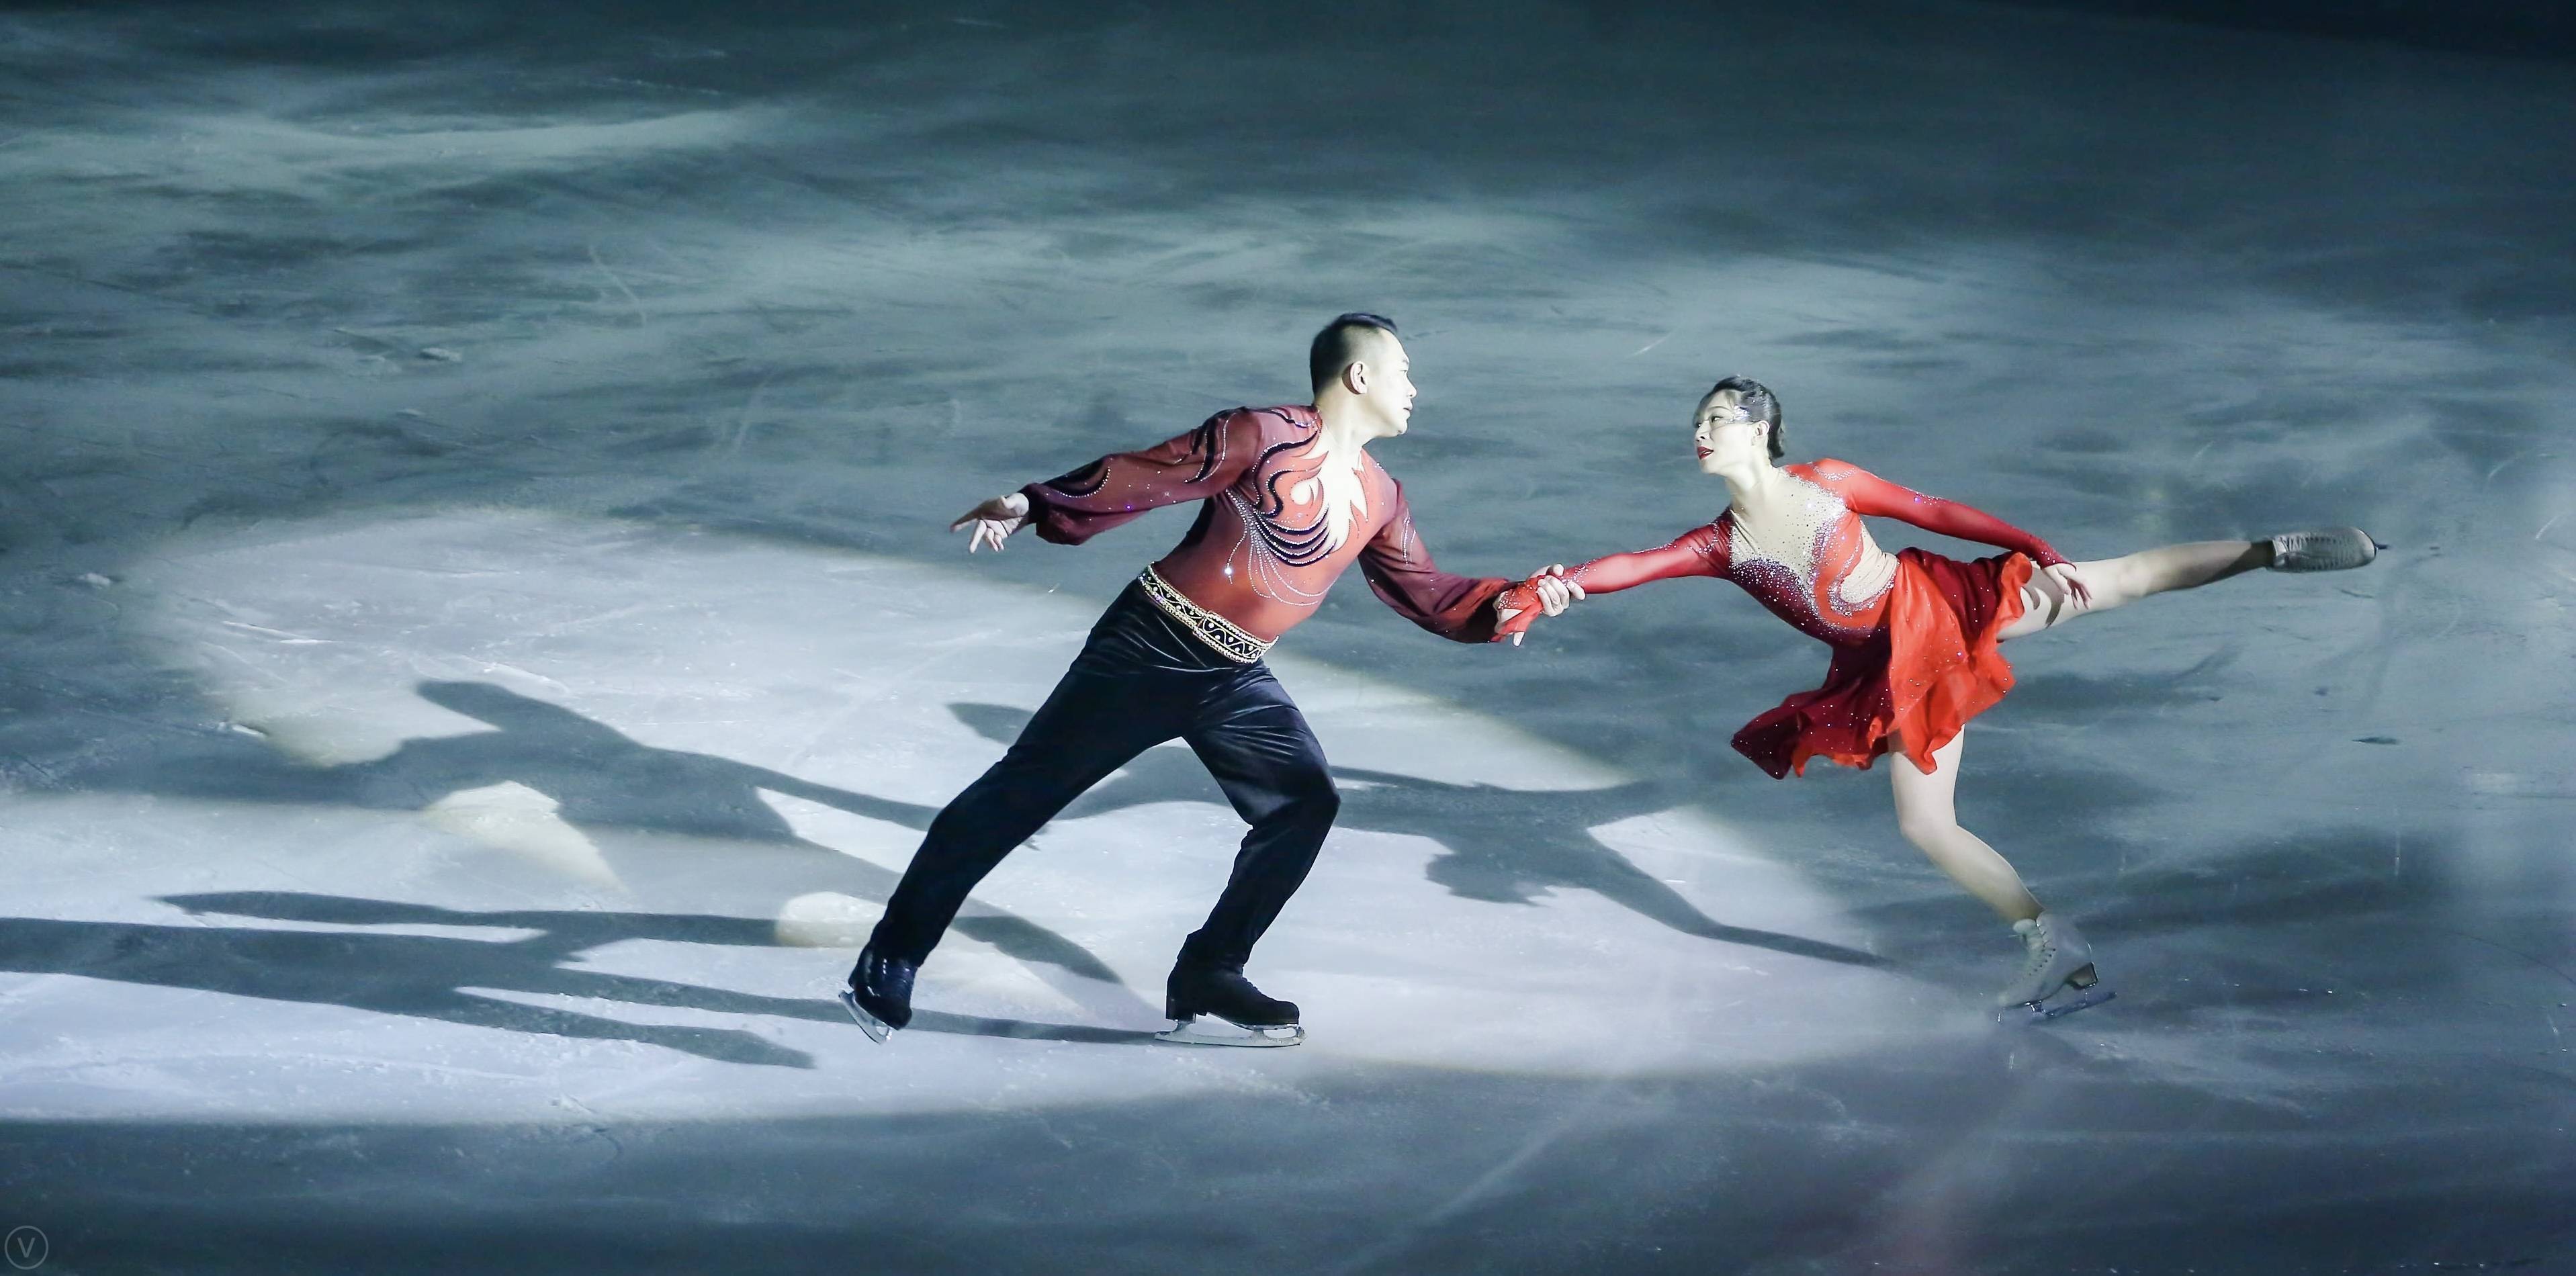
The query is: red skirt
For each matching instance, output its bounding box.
[1732,548,2032,778]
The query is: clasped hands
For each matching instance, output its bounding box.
[1493,565,1585,646]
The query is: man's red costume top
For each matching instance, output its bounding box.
[1020,404,1506,649]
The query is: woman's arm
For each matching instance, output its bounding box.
[1809,459,2068,567]
[1493,525,1725,639]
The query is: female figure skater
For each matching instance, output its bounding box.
[1497,377,2377,1019]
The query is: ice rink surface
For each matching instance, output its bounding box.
[1,1,2570,1272]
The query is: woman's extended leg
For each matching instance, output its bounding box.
[1885,727,2042,923]
[1999,540,2268,639]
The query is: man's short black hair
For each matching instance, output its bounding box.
[1705,375,1785,461]
[1309,312,1400,393]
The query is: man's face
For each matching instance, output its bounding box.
[1358,332,1416,437]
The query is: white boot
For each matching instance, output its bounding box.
[1998,911,2112,1021]
[2266,527,2378,573]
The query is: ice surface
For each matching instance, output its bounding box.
[5,508,1918,1123]
[1,1,2571,1273]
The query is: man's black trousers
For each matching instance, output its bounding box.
[869,580,1339,971]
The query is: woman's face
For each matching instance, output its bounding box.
[1692,393,1764,473]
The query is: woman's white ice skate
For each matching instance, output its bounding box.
[2266,527,2379,573]
[1998,912,2114,1023]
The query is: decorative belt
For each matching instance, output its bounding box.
[1138,565,1272,664]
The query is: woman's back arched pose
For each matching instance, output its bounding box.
[1498,377,2378,1019]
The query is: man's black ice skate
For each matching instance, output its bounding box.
[839,945,916,1044]
[1158,959,1303,1048]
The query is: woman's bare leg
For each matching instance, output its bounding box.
[1999,540,2268,639]
[1885,727,2042,922]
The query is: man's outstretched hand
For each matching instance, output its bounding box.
[1493,565,1585,645]
[952,492,1032,553]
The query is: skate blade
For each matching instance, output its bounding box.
[838,989,892,1044]
[2017,987,2117,1024]
[1155,1016,1303,1048]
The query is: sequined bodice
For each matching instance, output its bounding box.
[1714,471,1901,645]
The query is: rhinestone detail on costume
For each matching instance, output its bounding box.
[1214,431,1370,610]
[1223,488,1331,606]
[1139,564,1272,663]
[1722,473,1895,644]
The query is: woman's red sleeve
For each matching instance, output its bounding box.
[1811,460,2068,567]
[1564,525,1728,594]
[1493,525,1725,639]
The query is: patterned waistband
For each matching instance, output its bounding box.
[1137,565,1272,664]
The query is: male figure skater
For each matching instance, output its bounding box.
[842,314,1576,1046]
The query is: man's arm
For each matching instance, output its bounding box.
[1357,480,1511,643]
[949,408,1268,551]
[1016,408,1265,545]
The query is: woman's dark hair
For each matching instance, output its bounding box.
[1706,375,1783,460]
[1309,312,1399,392]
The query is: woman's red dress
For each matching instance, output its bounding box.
[1506,459,2066,778]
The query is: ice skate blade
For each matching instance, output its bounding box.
[1156,1015,1304,1048]
[838,989,892,1044]
[2012,987,2116,1024]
